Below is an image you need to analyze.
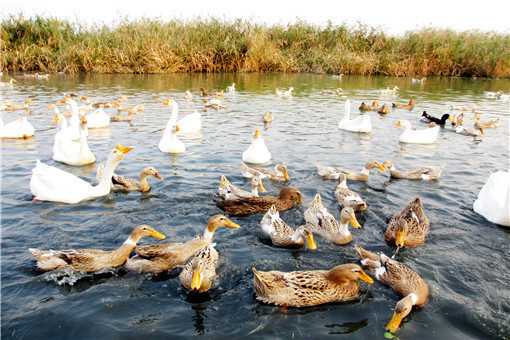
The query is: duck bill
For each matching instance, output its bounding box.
[52,114,61,124]
[395,229,406,248]
[258,180,267,193]
[175,124,181,133]
[283,169,290,181]
[386,312,405,334]
[305,233,317,250]
[224,219,241,229]
[191,269,202,291]
[377,163,386,172]
[155,172,163,180]
[358,270,374,284]
[115,144,134,154]
[254,129,261,138]
[350,214,361,229]
[149,230,166,240]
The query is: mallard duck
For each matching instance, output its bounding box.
[355,246,429,333]
[420,111,450,125]
[263,112,273,124]
[85,104,110,128]
[52,115,95,166]
[125,215,240,274]
[377,104,390,115]
[276,87,293,97]
[0,78,16,87]
[474,113,499,129]
[29,225,166,273]
[260,205,317,249]
[163,99,202,134]
[111,167,163,192]
[159,124,185,154]
[0,116,35,139]
[242,129,271,164]
[31,144,133,204]
[382,161,441,181]
[473,171,510,227]
[240,163,290,182]
[217,187,302,216]
[358,102,371,112]
[338,100,372,133]
[179,244,219,293]
[369,100,380,110]
[304,193,361,245]
[226,83,236,93]
[335,174,367,212]
[217,175,266,200]
[385,197,430,248]
[316,161,384,182]
[395,120,439,144]
[252,263,373,307]
[392,98,416,110]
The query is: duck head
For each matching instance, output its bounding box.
[275,164,290,181]
[142,167,163,180]
[326,264,374,285]
[251,175,266,193]
[295,226,318,250]
[111,144,134,162]
[339,207,361,228]
[278,187,302,206]
[130,224,166,242]
[395,219,409,248]
[206,214,241,233]
[386,293,418,333]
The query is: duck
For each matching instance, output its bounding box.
[52,115,96,166]
[3,98,32,111]
[411,77,426,84]
[338,99,372,133]
[125,215,240,274]
[395,120,439,144]
[355,246,429,334]
[382,161,441,181]
[377,104,390,115]
[111,167,163,192]
[369,100,380,110]
[379,86,399,95]
[358,102,371,112]
[226,83,236,93]
[31,144,133,204]
[217,175,266,201]
[304,193,361,245]
[474,113,499,130]
[316,160,385,182]
[199,88,209,97]
[240,163,290,182]
[217,187,302,216]
[392,98,416,110]
[0,116,35,139]
[163,99,202,134]
[111,112,136,123]
[184,90,193,100]
[420,111,451,125]
[29,225,166,273]
[473,171,510,227]
[252,263,373,307]
[260,205,317,250]
[0,78,16,87]
[204,98,225,109]
[276,87,293,98]
[63,98,84,140]
[334,174,368,212]
[179,244,219,293]
[384,197,430,249]
[86,104,110,128]
[242,129,271,164]
[159,124,185,154]
[455,125,484,137]
[263,112,273,124]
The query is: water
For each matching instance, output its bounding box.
[1,74,509,339]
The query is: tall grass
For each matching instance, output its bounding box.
[1,16,509,77]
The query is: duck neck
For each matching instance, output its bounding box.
[344,101,351,119]
[203,225,216,242]
[91,154,120,197]
[338,221,352,236]
[110,232,142,266]
[139,172,150,192]
[170,102,179,121]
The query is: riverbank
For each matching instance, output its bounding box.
[1,16,509,77]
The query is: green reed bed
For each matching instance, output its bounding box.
[1,16,509,77]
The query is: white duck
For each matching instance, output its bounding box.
[226,83,236,93]
[159,124,185,154]
[86,104,110,129]
[52,115,96,166]
[0,116,35,138]
[338,100,372,133]
[30,144,133,204]
[164,99,201,134]
[65,99,84,140]
[276,87,293,98]
[473,171,510,227]
[395,120,439,144]
[242,129,271,164]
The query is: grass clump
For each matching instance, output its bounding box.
[1,15,509,77]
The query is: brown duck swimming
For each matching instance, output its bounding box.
[217,187,302,216]
[392,98,416,111]
[111,167,163,192]
[385,197,430,248]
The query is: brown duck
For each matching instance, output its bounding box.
[392,98,416,111]
[216,187,302,216]
[385,197,430,248]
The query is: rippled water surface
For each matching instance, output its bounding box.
[1,74,509,339]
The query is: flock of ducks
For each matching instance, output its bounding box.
[1,76,509,336]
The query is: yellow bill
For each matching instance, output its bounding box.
[385,312,405,334]
[191,269,202,290]
[115,144,134,154]
[149,229,166,240]
[350,214,362,228]
[358,270,374,284]
[305,232,317,250]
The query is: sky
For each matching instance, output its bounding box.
[2,0,509,35]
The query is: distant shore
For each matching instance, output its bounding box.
[1,16,509,78]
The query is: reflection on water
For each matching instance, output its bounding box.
[1,74,509,339]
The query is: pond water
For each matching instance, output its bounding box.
[1,74,509,339]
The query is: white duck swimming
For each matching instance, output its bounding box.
[164,99,201,134]
[86,104,110,129]
[52,115,95,166]
[0,116,35,139]
[242,129,271,164]
[159,124,185,154]
[31,144,133,204]
[395,120,439,144]
[276,87,293,98]
[226,83,236,93]
[338,100,372,133]
[473,171,510,227]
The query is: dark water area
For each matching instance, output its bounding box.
[1,73,509,339]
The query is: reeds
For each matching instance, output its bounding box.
[1,16,509,77]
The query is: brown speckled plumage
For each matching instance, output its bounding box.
[385,197,430,248]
